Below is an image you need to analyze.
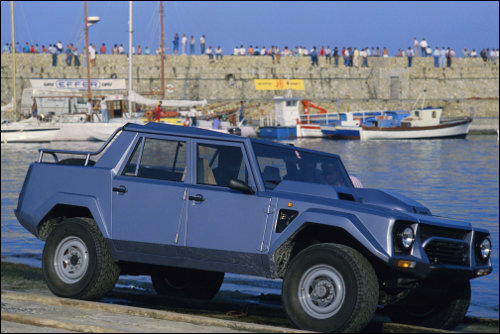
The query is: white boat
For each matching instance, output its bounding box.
[54,118,139,141]
[360,107,473,140]
[1,119,60,143]
[321,110,411,139]
[196,119,257,137]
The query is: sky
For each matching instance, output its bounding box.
[1,1,499,55]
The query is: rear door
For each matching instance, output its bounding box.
[111,135,189,259]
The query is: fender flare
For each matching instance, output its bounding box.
[268,208,391,263]
[35,193,110,239]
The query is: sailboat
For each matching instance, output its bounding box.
[125,1,255,137]
[1,117,60,143]
[1,1,60,143]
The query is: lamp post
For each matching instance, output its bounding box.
[84,1,100,101]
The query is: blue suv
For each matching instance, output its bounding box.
[15,122,492,332]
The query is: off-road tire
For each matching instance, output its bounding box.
[385,279,470,329]
[42,217,119,300]
[282,243,378,332]
[151,267,224,300]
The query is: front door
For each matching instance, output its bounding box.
[112,135,189,260]
[183,141,272,272]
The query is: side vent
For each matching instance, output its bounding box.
[276,209,298,233]
[338,192,355,201]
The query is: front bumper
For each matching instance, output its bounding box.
[387,257,493,280]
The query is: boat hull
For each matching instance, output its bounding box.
[321,125,360,139]
[360,118,472,140]
[259,126,297,139]
[1,126,60,143]
[53,122,128,141]
[296,124,324,138]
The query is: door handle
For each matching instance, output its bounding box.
[188,194,205,202]
[112,185,128,193]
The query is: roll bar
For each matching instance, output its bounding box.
[38,126,124,166]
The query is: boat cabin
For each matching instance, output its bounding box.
[401,107,442,127]
[273,97,301,127]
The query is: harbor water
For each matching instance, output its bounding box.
[1,135,498,319]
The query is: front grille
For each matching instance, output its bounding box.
[420,224,468,241]
[424,239,469,266]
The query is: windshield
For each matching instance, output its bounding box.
[252,142,353,190]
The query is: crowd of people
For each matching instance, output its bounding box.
[3,35,499,69]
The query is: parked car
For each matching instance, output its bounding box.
[15,122,493,332]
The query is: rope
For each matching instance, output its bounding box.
[18,2,34,46]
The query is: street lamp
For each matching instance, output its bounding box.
[87,16,100,26]
[84,1,100,101]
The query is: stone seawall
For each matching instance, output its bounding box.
[1,54,499,124]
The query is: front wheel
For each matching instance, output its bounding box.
[385,279,471,329]
[282,243,378,332]
[42,218,119,300]
[151,267,224,300]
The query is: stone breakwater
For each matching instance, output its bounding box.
[1,54,499,123]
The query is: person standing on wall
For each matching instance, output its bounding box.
[200,35,206,55]
[433,47,440,67]
[407,47,414,67]
[190,35,195,54]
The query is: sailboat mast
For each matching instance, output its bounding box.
[160,1,165,99]
[10,1,16,117]
[128,1,133,115]
[84,1,91,101]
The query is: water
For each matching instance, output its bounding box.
[1,136,498,319]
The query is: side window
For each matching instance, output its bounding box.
[197,143,249,187]
[122,137,187,182]
[122,138,142,176]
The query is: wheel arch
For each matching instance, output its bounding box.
[38,204,93,240]
[36,194,109,241]
[270,222,389,278]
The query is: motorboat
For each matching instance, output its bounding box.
[360,107,473,140]
[320,110,410,139]
[1,118,60,143]
[259,97,338,138]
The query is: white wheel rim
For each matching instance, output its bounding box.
[298,264,346,319]
[53,236,89,284]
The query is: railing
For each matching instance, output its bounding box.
[259,114,277,127]
[260,113,341,128]
[38,125,125,166]
[299,113,340,124]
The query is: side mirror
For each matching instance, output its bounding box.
[228,179,255,195]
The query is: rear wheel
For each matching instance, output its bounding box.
[42,218,119,300]
[385,279,470,329]
[151,267,224,300]
[282,243,378,332]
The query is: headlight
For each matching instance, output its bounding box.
[478,237,492,261]
[399,226,415,249]
[394,224,415,253]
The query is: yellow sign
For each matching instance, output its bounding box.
[254,79,305,91]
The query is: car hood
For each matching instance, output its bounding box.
[272,180,432,215]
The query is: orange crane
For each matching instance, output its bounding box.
[301,100,328,124]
